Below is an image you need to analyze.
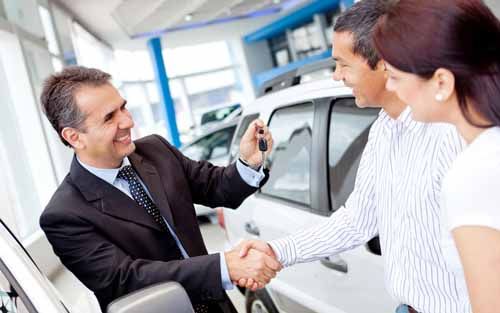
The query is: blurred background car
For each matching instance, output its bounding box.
[181,119,239,219]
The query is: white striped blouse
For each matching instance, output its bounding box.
[269,107,470,313]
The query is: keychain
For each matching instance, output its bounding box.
[258,128,267,169]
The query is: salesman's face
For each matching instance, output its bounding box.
[73,83,136,168]
[332,31,387,108]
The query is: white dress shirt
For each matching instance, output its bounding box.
[78,157,264,290]
[270,107,469,313]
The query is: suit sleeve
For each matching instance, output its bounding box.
[40,211,226,307]
[154,134,267,209]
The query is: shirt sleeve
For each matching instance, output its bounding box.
[445,156,500,232]
[219,252,234,290]
[269,125,379,267]
[236,159,265,188]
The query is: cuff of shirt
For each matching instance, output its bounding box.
[268,237,297,267]
[219,252,234,290]
[236,159,265,188]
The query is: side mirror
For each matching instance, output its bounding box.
[107,282,194,313]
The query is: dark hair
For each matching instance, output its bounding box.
[40,66,112,146]
[373,0,500,127]
[334,0,394,69]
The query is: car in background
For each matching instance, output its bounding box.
[200,103,241,127]
[190,104,242,138]
[220,59,397,313]
[0,219,194,313]
[181,120,238,218]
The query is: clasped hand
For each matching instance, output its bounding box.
[225,240,281,291]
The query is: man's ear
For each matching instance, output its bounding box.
[374,59,386,72]
[61,127,85,150]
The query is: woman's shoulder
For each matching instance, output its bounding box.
[444,128,500,198]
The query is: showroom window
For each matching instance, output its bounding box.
[115,41,244,144]
[261,103,314,205]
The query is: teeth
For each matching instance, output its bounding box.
[116,135,129,142]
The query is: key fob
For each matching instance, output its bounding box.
[258,129,267,151]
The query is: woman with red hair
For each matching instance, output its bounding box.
[373,1,500,312]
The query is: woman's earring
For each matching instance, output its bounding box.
[435,93,444,102]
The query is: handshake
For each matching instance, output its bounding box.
[224,240,282,291]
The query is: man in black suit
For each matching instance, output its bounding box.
[39,66,280,313]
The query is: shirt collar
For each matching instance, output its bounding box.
[77,157,131,185]
[379,106,424,133]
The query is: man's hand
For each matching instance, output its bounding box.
[225,242,281,291]
[239,119,273,168]
[236,240,280,291]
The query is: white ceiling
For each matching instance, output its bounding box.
[55,0,310,50]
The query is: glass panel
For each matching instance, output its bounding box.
[184,69,236,95]
[114,50,154,81]
[38,5,60,55]
[51,57,63,72]
[163,41,232,77]
[182,126,236,161]
[51,4,77,65]
[71,22,115,77]
[229,113,260,162]
[261,103,314,205]
[0,267,29,313]
[328,98,379,211]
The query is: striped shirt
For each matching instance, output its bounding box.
[269,107,469,313]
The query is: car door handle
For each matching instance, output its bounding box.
[320,256,348,273]
[244,221,260,236]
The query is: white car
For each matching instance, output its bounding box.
[0,219,194,313]
[220,60,398,313]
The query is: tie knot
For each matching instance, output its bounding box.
[117,165,136,182]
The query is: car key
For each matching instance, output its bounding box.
[258,128,267,169]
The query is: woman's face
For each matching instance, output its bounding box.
[384,62,454,123]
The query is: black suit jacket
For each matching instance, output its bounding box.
[40,135,261,312]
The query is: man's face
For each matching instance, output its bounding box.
[74,83,135,168]
[332,31,387,108]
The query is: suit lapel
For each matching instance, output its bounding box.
[69,156,163,232]
[128,153,176,229]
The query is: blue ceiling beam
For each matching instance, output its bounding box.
[244,0,340,43]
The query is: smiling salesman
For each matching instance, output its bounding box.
[38,66,280,313]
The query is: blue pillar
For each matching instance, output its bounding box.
[147,37,181,148]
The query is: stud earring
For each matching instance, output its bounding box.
[435,93,444,102]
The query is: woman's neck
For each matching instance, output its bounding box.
[450,107,492,144]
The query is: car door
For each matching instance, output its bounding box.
[250,98,396,313]
[0,220,70,313]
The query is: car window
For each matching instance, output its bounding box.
[229,113,260,162]
[261,103,314,205]
[0,268,30,312]
[200,104,240,125]
[328,98,379,211]
[183,125,236,161]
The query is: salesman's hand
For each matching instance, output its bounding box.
[225,243,281,290]
[239,119,273,168]
[236,240,280,291]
